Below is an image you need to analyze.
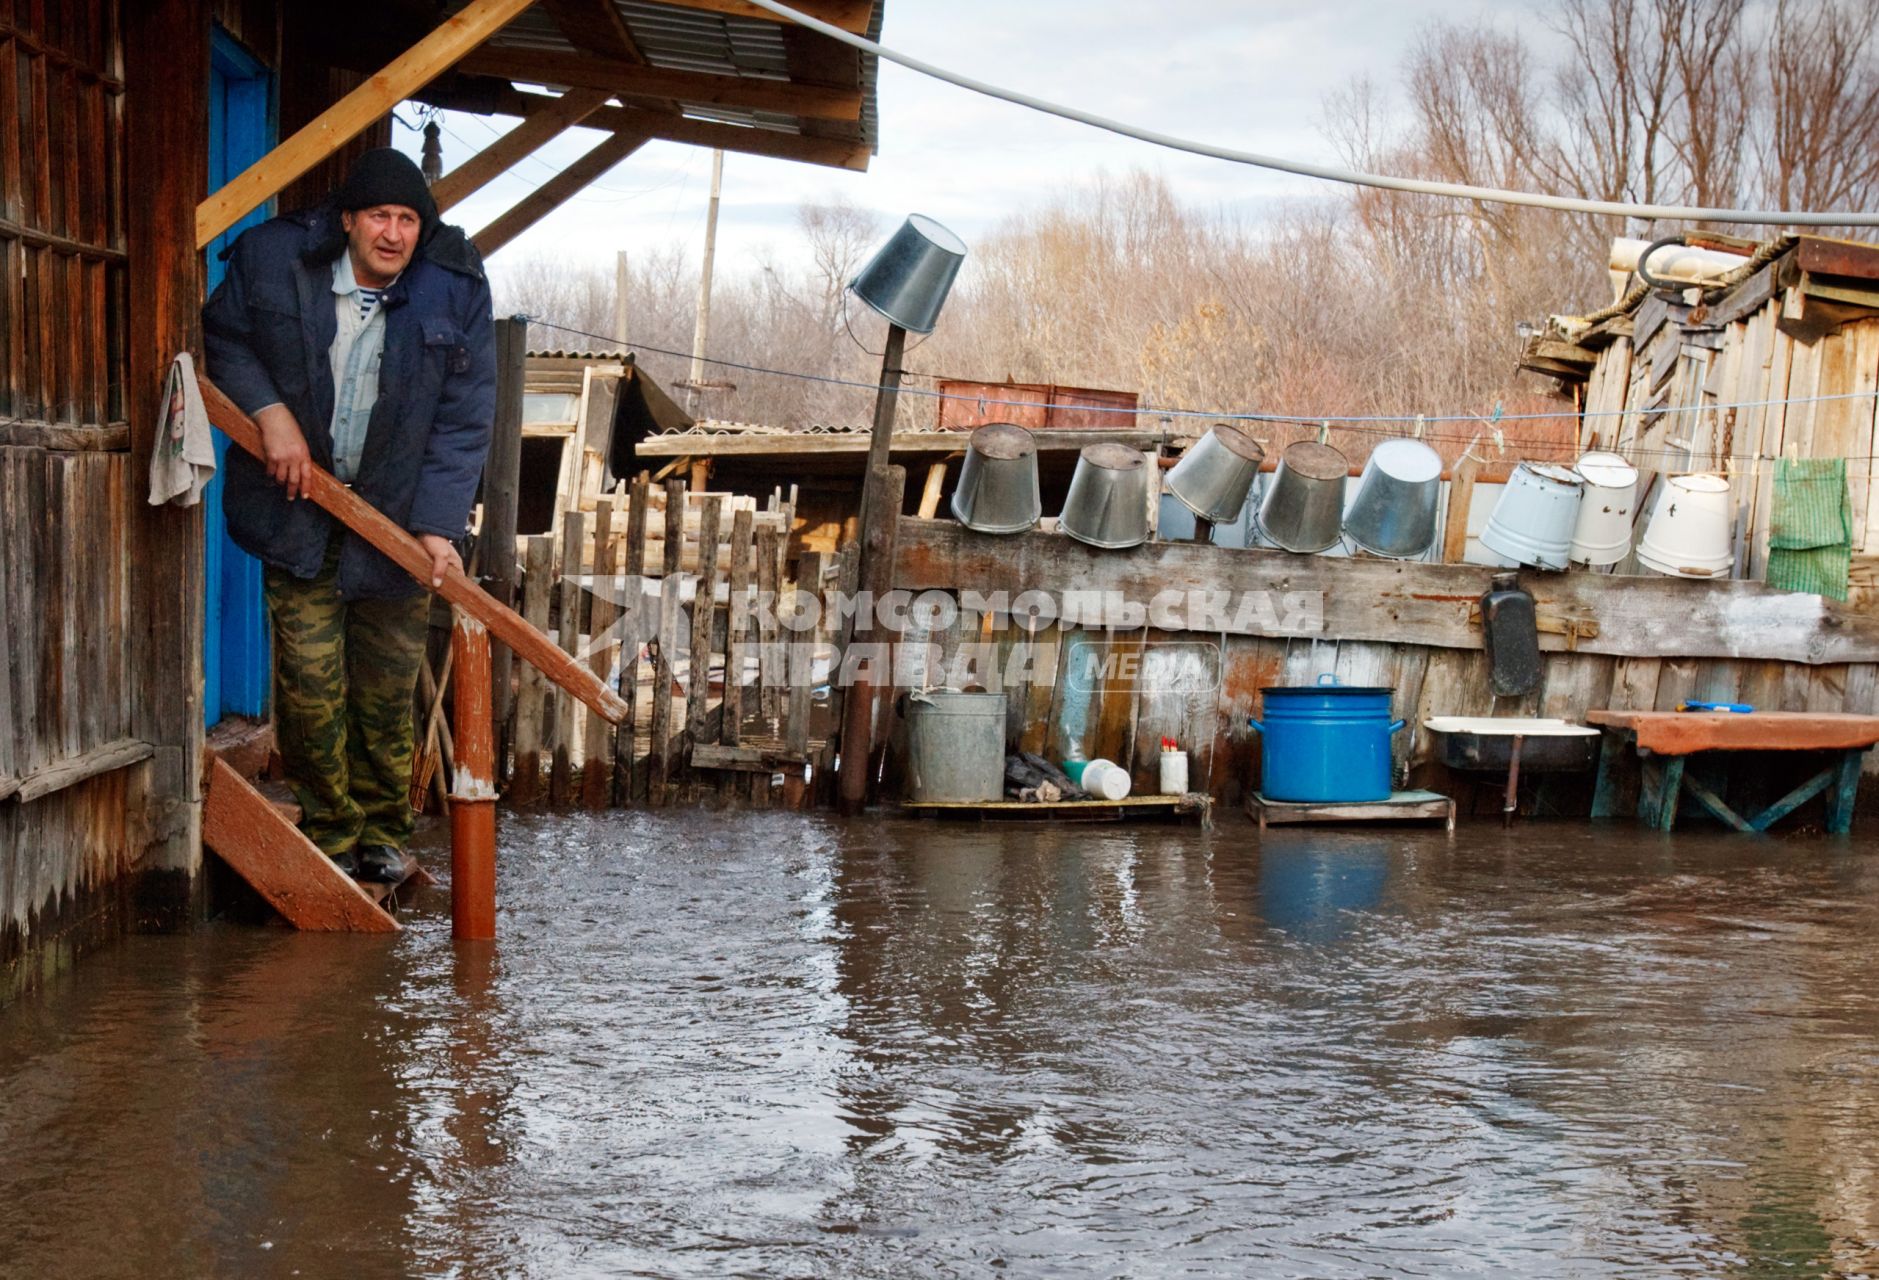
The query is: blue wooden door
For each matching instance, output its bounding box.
[205,30,275,725]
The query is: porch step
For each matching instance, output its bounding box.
[201,754,399,933]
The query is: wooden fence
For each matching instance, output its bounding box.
[457,475,857,810]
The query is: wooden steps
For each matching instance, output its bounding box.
[202,754,410,933]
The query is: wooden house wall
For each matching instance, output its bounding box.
[1576,282,1879,591]
[0,1,150,995]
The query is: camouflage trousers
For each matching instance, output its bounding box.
[264,536,430,856]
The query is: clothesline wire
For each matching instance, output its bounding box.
[527,316,1879,470]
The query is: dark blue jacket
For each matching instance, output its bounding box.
[202,204,496,600]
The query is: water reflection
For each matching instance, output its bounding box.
[1,816,1877,1276]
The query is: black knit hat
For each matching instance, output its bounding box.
[333,148,437,228]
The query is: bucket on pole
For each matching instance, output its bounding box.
[1480,462,1585,571]
[951,423,1042,534]
[1344,439,1443,559]
[1569,451,1639,566]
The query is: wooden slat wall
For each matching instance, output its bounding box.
[1577,280,1879,577]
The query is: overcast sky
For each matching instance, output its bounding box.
[400,1,1509,279]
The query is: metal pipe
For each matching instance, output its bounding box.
[451,611,498,940]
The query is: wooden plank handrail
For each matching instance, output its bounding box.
[198,374,630,725]
[0,737,154,805]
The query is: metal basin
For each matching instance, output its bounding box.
[1166,423,1266,523]
[951,422,1042,534]
[1344,439,1442,559]
[1424,716,1600,772]
[1060,443,1150,548]
[1256,440,1348,553]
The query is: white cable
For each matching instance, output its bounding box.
[745,0,1879,228]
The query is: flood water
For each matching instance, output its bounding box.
[4,814,1879,1278]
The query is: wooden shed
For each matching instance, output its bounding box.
[0,0,884,998]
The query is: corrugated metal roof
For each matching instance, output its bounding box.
[466,0,880,152]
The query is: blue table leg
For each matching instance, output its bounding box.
[1826,748,1865,835]
[1640,754,1685,831]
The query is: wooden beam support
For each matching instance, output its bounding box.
[430,88,611,212]
[473,129,649,258]
[195,0,535,248]
[655,0,876,33]
[459,46,863,121]
[198,375,631,725]
[416,85,871,171]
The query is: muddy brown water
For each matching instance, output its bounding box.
[4,815,1879,1278]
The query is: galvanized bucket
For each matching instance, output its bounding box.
[1481,462,1585,571]
[1166,423,1266,522]
[1060,443,1150,548]
[848,214,967,334]
[951,422,1042,534]
[1255,440,1348,553]
[1343,439,1443,559]
[1637,473,1734,578]
[1569,450,1639,566]
[905,690,1008,802]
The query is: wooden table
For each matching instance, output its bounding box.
[1585,710,1879,833]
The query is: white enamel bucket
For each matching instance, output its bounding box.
[1637,473,1734,578]
[1480,462,1585,571]
[1568,451,1639,566]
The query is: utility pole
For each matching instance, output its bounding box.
[613,249,629,353]
[687,149,724,415]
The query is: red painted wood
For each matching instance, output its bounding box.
[1585,710,1879,755]
[197,374,629,726]
[201,756,399,933]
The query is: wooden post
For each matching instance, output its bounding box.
[648,479,686,804]
[785,551,823,807]
[916,462,948,520]
[686,496,724,759]
[722,507,754,748]
[757,523,782,726]
[617,475,651,804]
[550,510,585,806]
[839,465,905,816]
[510,535,553,804]
[1443,454,1481,564]
[449,612,498,941]
[486,315,526,779]
[126,0,209,924]
[860,325,907,520]
[582,498,617,809]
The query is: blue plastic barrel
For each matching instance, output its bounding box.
[1249,674,1405,802]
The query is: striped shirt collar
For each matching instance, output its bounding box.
[332,250,399,320]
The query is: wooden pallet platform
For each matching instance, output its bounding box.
[901,793,1213,829]
[1246,789,1455,832]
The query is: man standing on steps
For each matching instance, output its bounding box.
[204,148,496,884]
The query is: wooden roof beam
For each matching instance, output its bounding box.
[460,46,862,120]
[473,130,651,258]
[655,0,876,34]
[195,0,533,249]
[431,88,611,212]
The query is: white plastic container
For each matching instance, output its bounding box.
[1080,758,1132,801]
[1637,473,1734,578]
[1569,451,1639,566]
[1159,749,1189,796]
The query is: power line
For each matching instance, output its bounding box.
[740,0,1879,228]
